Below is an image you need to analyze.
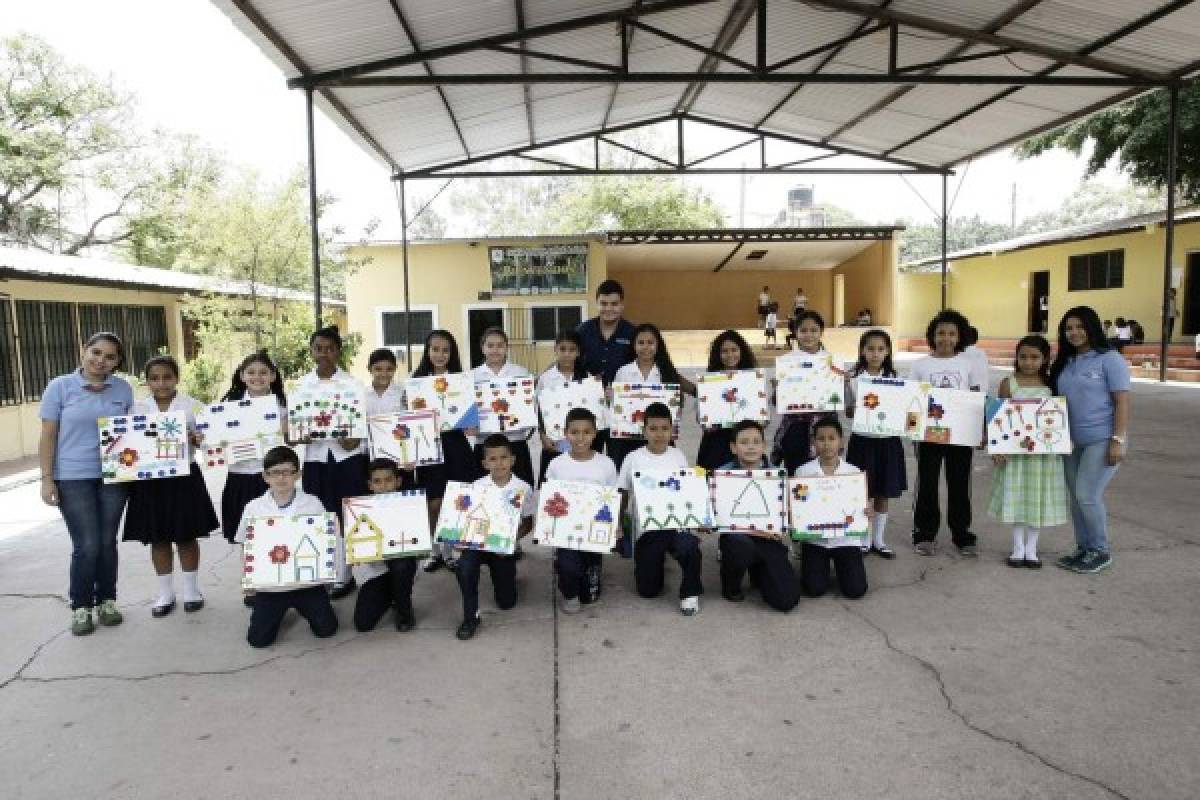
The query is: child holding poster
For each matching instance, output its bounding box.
[610,323,695,469]
[122,355,218,618]
[909,310,989,557]
[795,417,870,600]
[238,446,338,648]
[844,330,905,558]
[696,330,759,473]
[619,402,704,616]
[352,458,419,632]
[987,336,1067,568]
[544,407,619,614]
[536,330,591,484]
[716,420,799,611]
[472,327,535,487]
[774,310,835,473]
[454,435,535,640]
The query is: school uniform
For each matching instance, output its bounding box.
[545,451,619,604]
[715,459,799,612]
[609,361,665,470]
[122,393,219,545]
[619,446,703,600]
[298,369,370,518]
[773,349,834,474]
[220,394,285,542]
[535,366,600,485]
[412,371,481,500]
[794,459,868,599]
[843,371,907,499]
[472,362,535,487]
[908,353,987,547]
[237,489,339,647]
[454,473,534,621]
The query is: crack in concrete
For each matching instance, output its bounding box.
[0,592,68,604]
[840,601,1133,800]
[0,629,67,690]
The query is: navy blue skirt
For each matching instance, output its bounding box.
[303,452,370,524]
[123,463,219,544]
[845,434,908,499]
[417,430,480,499]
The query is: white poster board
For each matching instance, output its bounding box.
[851,377,927,438]
[196,395,283,467]
[787,474,869,541]
[610,383,682,439]
[341,491,431,564]
[475,378,538,433]
[533,480,623,553]
[776,355,845,413]
[98,412,191,483]
[405,373,481,431]
[985,396,1072,455]
[434,480,525,555]
[631,468,713,532]
[710,469,788,536]
[915,387,986,447]
[696,370,770,428]
[287,381,367,441]
[367,410,443,466]
[241,512,340,590]
[538,376,610,439]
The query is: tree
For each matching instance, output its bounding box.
[0,34,216,253]
[898,214,1016,263]
[1017,181,1164,232]
[550,176,723,231]
[1016,84,1200,203]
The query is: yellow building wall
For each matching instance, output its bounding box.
[346,239,605,378]
[831,241,895,327]
[895,221,1200,342]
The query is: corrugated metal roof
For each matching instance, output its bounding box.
[901,206,1200,269]
[209,0,1200,173]
[0,245,344,306]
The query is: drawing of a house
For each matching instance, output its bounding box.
[463,503,493,546]
[346,515,384,561]
[588,504,616,545]
[293,534,320,581]
[1036,397,1067,431]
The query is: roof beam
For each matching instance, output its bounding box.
[513,0,535,146]
[673,0,759,114]
[403,167,938,178]
[289,0,719,89]
[822,0,1043,144]
[888,0,1195,162]
[800,0,1170,81]
[386,0,471,160]
[230,0,395,169]
[600,0,642,129]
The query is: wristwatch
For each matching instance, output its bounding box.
[1110,434,1127,445]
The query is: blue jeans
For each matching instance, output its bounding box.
[1063,441,1119,555]
[57,480,128,610]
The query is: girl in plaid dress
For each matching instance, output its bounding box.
[987,336,1068,568]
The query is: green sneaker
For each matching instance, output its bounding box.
[1056,548,1086,571]
[96,599,123,626]
[71,608,95,636]
[1076,550,1113,574]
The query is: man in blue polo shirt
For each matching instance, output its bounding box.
[576,278,636,386]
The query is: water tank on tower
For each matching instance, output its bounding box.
[788,185,814,212]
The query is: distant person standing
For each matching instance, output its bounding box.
[1166,288,1178,342]
[757,286,771,326]
[793,287,808,316]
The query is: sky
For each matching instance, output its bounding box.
[1,0,1135,242]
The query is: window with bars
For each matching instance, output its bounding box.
[76,303,168,375]
[529,305,584,342]
[0,299,18,406]
[380,310,435,349]
[17,300,78,403]
[1068,250,1124,291]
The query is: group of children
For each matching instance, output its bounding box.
[119,299,1072,649]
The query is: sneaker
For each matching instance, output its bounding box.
[1056,548,1087,571]
[455,615,480,640]
[957,544,978,558]
[243,593,256,608]
[330,577,358,599]
[445,557,459,572]
[1075,550,1113,574]
[513,542,525,561]
[70,608,95,636]
[680,596,700,616]
[395,605,415,632]
[860,544,871,554]
[873,545,896,560]
[96,599,123,626]
[423,556,447,573]
[560,596,582,615]
[915,541,935,556]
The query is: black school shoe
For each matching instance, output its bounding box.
[151,600,175,618]
[722,587,746,603]
[456,615,480,641]
[395,605,415,632]
[330,577,358,599]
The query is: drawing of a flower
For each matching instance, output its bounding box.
[314,410,333,427]
[433,377,449,394]
[269,544,291,564]
[392,424,411,441]
[491,398,509,413]
[454,494,472,512]
[118,448,139,468]
[863,392,880,410]
[410,397,427,410]
[721,388,738,403]
[792,483,809,502]
[664,475,681,491]
[631,409,645,425]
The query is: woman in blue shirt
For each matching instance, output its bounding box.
[1049,306,1131,575]
[38,332,135,635]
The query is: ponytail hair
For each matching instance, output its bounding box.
[222,350,287,408]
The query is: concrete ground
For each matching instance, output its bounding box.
[2,374,1198,800]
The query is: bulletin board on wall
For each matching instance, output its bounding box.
[489,244,588,295]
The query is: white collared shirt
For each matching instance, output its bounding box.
[364,382,405,418]
[613,361,662,385]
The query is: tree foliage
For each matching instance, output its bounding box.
[1016,84,1200,203]
[0,33,217,253]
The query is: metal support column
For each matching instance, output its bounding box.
[1159,84,1180,383]
[305,88,323,330]
[399,177,414,369]
[940,173,948,309]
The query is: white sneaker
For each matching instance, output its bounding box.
[560,596,582,615]
[680,596,700,616]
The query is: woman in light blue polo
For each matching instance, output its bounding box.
[38,332,134,635]
[1049,306,1131,575]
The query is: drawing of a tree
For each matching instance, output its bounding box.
[543,492,570,539]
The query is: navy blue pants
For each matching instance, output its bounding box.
[719,534,800,611]
[555,549,603,603]
[634,529,703,599]
[799,543,867,599]
[353,559,418,631]
[455,549,518,620]
[247,586,338,648]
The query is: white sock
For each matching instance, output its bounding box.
[1010,526,1026,560]
[873,512,889,549]
[181,570,202,602]
[155,573,175,606]
[1024,528,1040,561]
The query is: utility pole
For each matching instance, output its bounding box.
[1010,182,1017,234]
